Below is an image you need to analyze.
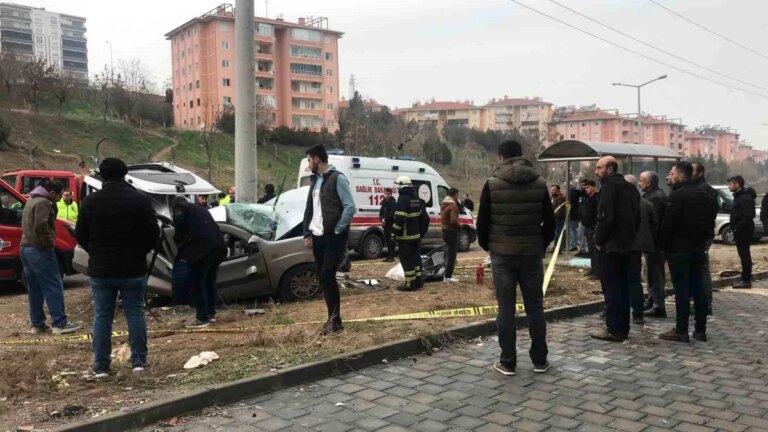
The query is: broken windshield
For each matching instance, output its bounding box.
[225,204,279,240]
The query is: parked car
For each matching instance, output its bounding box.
[297,155,477,259]
[712,186,764,245]
[72,188,320,302]
[0,180,79,286]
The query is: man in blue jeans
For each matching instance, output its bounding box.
[21,180,80,334]
[477,140,555,376]
[76,158,159,377]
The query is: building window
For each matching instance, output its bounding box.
[50,16,57,25]
[222,59,230,68]
[290,28,321,42]
[290,45,321,59]
[327,85,333,94]
[257,95,276,108]
[181,50,185,58]
[220,22,230,32]
[581,122,586,127]
[324,35,333,44]
[290,63,322,76]
[325,52,333,61]
[222,78,231,87]
[195,80,200,89]
[221,41,229,50]
[326,69,333,77]
[594,121,599,126]
[256,23,274,36]
[327,103,334,110]
[188,83,192,91]
[35,35,43,44]
[189,101,193,108]
[593,132,599,138]
[570,134,576,139]
[197,98,201,106]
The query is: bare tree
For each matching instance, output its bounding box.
[92,65,114,125]
[0,54,23,103]
[116,58,153,123]
[50,72,77,116]
[21,57,55,114]
[200,97,225,182]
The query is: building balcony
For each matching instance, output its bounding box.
[290,73,323,82]
[291,91,323,99]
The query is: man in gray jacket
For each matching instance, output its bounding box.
[21,181,80,334]
[625,175,658,326]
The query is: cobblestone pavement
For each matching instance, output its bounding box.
[142,287,768,432]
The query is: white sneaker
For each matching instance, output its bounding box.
[132,367,145,374]
[443,277,459,283]
[92,371,109,379]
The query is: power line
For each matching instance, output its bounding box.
[648,0,768,62]
[507,0,768,98]
[547,0,768,93]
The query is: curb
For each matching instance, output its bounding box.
[56,300,604,432]
[711,270,768,288]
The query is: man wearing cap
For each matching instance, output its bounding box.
[379,188,398,262]
[392,176,429,291]
[76,158,160,377]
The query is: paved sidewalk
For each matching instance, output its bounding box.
[142,287,768,432]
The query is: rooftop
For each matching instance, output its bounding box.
[402,101,478,112]
[553,109,624,122]
[165,3,344,39]
[539,140,681,161]
[484,97,551,107]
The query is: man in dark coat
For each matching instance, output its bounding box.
[591,156,640,342]
[257,184,276,204]
[171,196,226,328]
[76,158,160,377]
[626,175,658,326]
[728,175,756,289]
[579,180,599,279]
[477,140,555,376]
[379,188,397,262]
[691,163,718,314]
[658,162,717,343]
[639,171,668,318]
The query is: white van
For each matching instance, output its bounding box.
[298,155,476,259]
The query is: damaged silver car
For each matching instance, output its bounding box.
[72,187,320,302]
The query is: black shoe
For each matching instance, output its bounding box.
[590,330,625,342]
[644,307,667,318]
[493,361,516,376]
[633,317,645,325]
[533,361,550,373]
[382,258,395,263]
[397,284,418,292]
[707,307,713,316]
[692,331,707,342]
[732,281,752,289]
[659,329,690,343]
[319,318,344,336]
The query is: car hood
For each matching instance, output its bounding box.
[209,187,307,240]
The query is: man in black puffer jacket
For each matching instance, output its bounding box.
[639,171,668,318]
[591,156,640,342]
[728,175,756,289]
[658,162,717,343]
[692,163,718,315]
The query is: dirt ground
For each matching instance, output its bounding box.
[0,243,763,430]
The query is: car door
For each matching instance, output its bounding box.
[215,224,270,301]
[0,184,24,282]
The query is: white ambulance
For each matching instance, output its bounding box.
[298,155,477,259]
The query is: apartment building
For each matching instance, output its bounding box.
[695,126,740,162]
[339,97,386,113]
[551,106,684,152]
[483,97,553,135]
[0,2,88,81]
[397,101,484,131]
[683,131,716,158]
[165,4,342,131]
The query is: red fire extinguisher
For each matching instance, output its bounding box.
[476,263,485,285]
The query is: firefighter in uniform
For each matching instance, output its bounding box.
[392,176,430,291]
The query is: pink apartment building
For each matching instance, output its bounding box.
[165,4,342,132]
[683,132,716,158]
[695,126,740,162]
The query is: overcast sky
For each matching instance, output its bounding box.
[22,0,768,148]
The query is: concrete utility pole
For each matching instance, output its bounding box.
[235,0,257,203]
[613,74,667,144]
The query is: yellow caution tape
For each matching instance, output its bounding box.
[543,223,566,296]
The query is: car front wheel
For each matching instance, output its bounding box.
[280,263,321,301]
[458,229,472,252]
[721,226,735,245]
[360,232,383,260]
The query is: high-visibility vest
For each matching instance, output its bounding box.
[57,200,79,223]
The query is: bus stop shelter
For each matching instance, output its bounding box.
[537,140,681,252]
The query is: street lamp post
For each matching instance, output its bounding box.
[613,74,667,144]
